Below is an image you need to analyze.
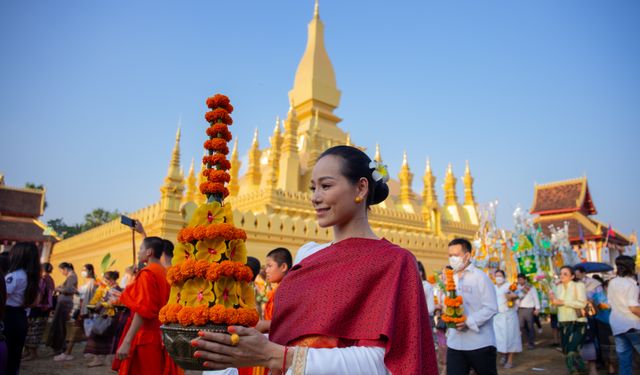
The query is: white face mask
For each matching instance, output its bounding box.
[449,256,465,271]
[495,276,505,284]
[81,271,88,278]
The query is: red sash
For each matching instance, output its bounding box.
[270,238,438,374]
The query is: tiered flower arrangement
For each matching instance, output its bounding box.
[159,94,259,329]
[441,268,466,327]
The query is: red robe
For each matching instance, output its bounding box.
[112,262,183,375]
[270,238,438,375]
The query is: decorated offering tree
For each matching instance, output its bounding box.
[159,94,259,370]
[441,268,465,328]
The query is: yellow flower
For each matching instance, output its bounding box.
[237,282,256,309]
[181,278,214,307]
[227,239,247,264]
[214,277,239,308]
[223,202,234,223]
[169,283,183,305]
[173,243,195,266]
[195,238,226,262]
[189,202,225,227]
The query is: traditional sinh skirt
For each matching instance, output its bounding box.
[24,308,49,349]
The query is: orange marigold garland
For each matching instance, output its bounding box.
[203,155,231,170]
[442,269,466,327]
[161,93,259,330]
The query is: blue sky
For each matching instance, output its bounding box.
[1,0,638,235]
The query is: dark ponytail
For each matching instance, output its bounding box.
[318,145,389,207]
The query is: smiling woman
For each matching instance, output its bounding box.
[193,145,438,375]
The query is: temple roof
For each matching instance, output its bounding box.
[0,216,57,243]
[530,177,596,215]
[535,213,630,246]
[0,185,45,218]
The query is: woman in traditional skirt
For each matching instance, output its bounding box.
[23,262,55,361]
[85,271,122,367]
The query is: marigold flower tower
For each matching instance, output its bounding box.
[159,94,259,370]
[441,268,466,327]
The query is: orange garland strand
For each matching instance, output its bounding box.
[160,303,259,327]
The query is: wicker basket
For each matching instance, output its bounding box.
[161,323,228,370]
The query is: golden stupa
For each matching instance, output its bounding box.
[50,2,479,282]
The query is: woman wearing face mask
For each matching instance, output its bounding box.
[550,265,588,375]
[191,145,438,374]
[492,270,521,369]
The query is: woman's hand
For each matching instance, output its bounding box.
[116,340,131,360]
[552,298,564,306]
[192,326,284,370]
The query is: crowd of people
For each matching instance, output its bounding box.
[0,144,638,375]
[416,243,640,375]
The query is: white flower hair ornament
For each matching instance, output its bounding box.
[369,160,390,183]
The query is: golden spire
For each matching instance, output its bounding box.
[463,160,476,206]
[228,139,240,196]
[345,132,352,146]
[160,126,185,212]
[196,150,207,203]
[183,158,197,203]
[422,157,438,206]
[167,127,181,181]
[278,102,301,191]
[267,117,283,188]
[281,102,299,154]
[307,109,321,166]
[374,143,382,162]
[399,150,413,205]
[246,128,262,186]
[289,0,340,110]
[443,163,458,205]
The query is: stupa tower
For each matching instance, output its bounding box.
[290,0,347,171]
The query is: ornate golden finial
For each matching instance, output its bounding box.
[267,120,283,188]
[246,128,261,186]
[282,102,299,154]
[463,160,475,205]
[314,0,319,18]
[278,102,301,191]
[166,126,182,181]
[443,163,458,205]
[160,125,185,211]
[228,139,240,196]
[273,116,281,135]
[399,150,413,205]
[196,150,207,203]
[345,132,352,146]
[423,157,438,206]
[183,158,197,203]
[374,143,382,162]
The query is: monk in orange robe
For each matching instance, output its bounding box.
[113,237,183,375]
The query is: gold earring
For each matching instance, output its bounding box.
[355,196,363,203]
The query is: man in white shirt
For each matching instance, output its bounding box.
[516,273,540,349]
[446,238,498,375]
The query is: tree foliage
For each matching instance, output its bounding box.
[47,208,121,239]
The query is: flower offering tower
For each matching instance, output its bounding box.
[159,94,259,371]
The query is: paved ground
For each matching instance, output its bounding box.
[19,322,632,374]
